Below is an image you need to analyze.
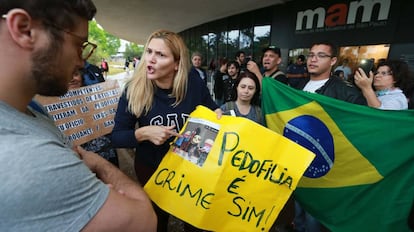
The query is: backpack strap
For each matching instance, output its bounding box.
[270,70,285,79]
[226,101,262,124]
[225,101,236,116]
[253,105,263,124]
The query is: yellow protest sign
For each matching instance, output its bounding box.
[34,80,121,146]
[144,105,315,231]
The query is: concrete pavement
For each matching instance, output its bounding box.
[106,70,133,90]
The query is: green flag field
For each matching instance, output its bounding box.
[262,78,414,232]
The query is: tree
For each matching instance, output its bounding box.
[105,34,120,56]
[124,43,144,61]
[87,20,121,65]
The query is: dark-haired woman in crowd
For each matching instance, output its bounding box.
[220,71,263,125]
[354,59,414,110]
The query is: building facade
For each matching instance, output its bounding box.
[180,0,414,72]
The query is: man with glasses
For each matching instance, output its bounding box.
[295,42,366,105]
[293,42,366,232]
[0,1,156,231]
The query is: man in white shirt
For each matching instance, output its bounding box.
[294,42,366,232]
[297,42,366,105]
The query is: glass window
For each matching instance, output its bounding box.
[337,44,390,73]
[227,30,240,59]
[218,31,227,60]
[208,32,217,70]
[209,18,228,61]
[288,48,309,66]
[188,29,197,55]
[200,34,209,66]
[253,25,271,62]
[240,28,253,55]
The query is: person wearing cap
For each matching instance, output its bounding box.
[246,49,292,231]
[286,54,308,88]
[246,46,288,86]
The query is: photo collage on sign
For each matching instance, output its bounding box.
[173,118,220,167]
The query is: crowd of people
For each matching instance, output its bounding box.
[210,49,414,112]
[1,1,413,232]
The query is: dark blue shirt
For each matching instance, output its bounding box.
[111,75,218,168]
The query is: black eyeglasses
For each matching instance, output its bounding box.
[374,71,393,76]
[45,22,97,60]
[307,53,333,59]
[62,29,97,60]
[2,14,97,60]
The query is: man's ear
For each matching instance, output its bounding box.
[4,9,37,49]
[276,57,282,65]
[331,57,338,67]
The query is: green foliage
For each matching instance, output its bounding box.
[124,43,144,60]
[87,20,121,65]
[105,34,121,55]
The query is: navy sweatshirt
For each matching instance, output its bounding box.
[111,75,218,169]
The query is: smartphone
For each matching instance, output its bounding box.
[359,59,374,75]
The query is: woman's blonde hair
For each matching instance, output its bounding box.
[125,29,190,116]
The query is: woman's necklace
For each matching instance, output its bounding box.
[376,88,392,97]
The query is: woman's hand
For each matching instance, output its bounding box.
[135,125,180,145]
[246,61,261,77]
[214,108,223,119]
[246,61,263,86]
[354,68,374,90]
[354,68,381,108]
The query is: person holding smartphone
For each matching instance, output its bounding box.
[354,59,412,110]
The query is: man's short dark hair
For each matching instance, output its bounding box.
[227,60,240,70]
[235,50,245,59]
[310,41,338,57]
[0,0,96,31]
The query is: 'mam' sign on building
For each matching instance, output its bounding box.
[296,0,391,31]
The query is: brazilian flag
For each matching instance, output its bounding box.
[262,78,414,232]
